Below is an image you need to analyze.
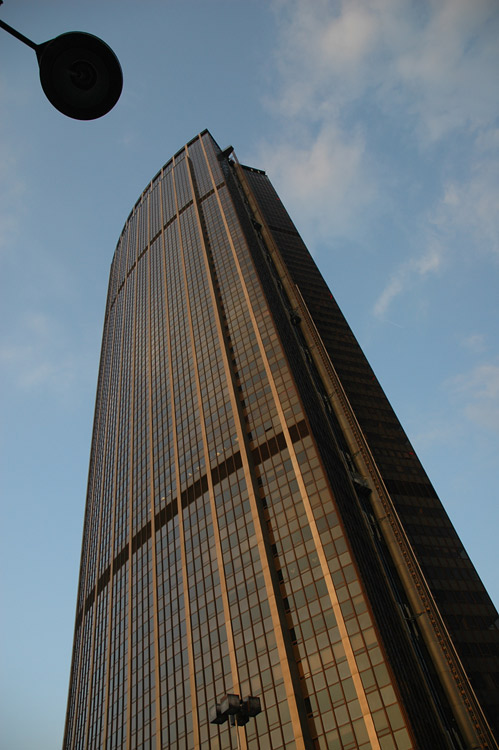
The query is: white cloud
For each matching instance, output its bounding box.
[0,147,26,256]
[0,312,86,394]
[448,362,499,431]
[270,0,499,142]
[372,273,405,319]
[267,0,388,119]
[319,5,375,65]
[432,156,499,257]
[475,128,499,153]
[411,418,463,452]
[461,333,487,354]
[253,122,373,240]
[373,239,444,318]
[261,0,499,235]
[259,0,499,318]
[395,0,499,141]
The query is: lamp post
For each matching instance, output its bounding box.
[0,13,122,119]
[210,694,262,748]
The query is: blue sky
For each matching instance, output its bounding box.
[1,1,498,748]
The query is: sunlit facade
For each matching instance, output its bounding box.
[63,131,498,750]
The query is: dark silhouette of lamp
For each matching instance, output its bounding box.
[0,15,122,119]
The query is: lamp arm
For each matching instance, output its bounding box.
[0,18,39,51]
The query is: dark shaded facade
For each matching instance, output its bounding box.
[63,131,498,750]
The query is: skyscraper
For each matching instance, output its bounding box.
[63,131,498,750]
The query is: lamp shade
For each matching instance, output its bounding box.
[37,31,122,120]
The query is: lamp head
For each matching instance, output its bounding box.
[36,31,122,120]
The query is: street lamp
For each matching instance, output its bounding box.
[0,13,122,119]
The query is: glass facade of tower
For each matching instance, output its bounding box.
[63,131,498,750]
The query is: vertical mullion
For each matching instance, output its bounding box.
[69,301,115,750]
[145,195,163,750]
[184,143,247,750]
[170,156,201,749]
[158,175,177,750]
[199,136,311,750]
[82,304,120,749]
[126,216,139,750]
[101,288,127,750]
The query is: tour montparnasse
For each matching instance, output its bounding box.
[63,131,499,750]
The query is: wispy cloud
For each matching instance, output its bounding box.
[373,238,444,318]
[447,362,499,431]
[0,147,26,256]
[260,0,499,307]
[373,136,499,317]
[0,312,91,396]
[411,417,463,452]
[461,333,488,354]
[269,0,499,142]
[432,158,499,258]
[254,122,373,240]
